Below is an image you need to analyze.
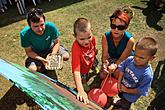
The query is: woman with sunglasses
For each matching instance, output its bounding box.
[99,6,135,109]
[100,6,135,79]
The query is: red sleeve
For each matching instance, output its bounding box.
[92,36,97,53]
[72,40,81,73]
[92,36,96,46]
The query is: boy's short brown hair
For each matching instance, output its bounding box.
[135,37,158,56]
[27,8,45,26]
[73,18,91,36]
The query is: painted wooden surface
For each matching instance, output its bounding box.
[0,59,102,110]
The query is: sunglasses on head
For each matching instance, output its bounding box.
[110,24,126,30]
[28,9,43,18]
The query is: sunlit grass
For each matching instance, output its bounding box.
[0,0,164,109]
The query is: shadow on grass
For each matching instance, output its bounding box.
[147,59,165,110]
[0,85,39,110]
[151,59,165,92]
[0,0,84,28]
[132,0,164,31]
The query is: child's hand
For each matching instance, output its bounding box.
[120,84,127,92]
[77,91,89,104]
[102,60,109,73]
[108,63,117,73]
[117,82,122,92]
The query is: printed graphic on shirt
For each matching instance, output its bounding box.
[122,67,139,88]
[45,36,51,40]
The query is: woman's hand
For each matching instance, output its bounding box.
[108,63,117,73]
[77,90,89,104]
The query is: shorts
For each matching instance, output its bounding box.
[81,73,89,84]
[91,58,99,70]
[58,45,69,57]
[113,93,132,110]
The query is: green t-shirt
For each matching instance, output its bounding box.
[20,22,59,52]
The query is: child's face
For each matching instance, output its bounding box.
[75,30,93,47]
[134,48,155,67]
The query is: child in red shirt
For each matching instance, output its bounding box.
[72,18,97,104]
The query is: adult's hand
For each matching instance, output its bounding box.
[41,58,48,66]
[108,63,117,73]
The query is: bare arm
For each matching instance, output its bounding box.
[25,47,47,65]
[102,34,108,64]
[116,37,135,65]
[51,37,60,54]
[73,71,89,104]
[120,85,139,94]
[116,69,123,92]
[117,70,123,84]
[115,69,139,94]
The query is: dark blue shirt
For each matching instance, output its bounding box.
[105,31,133,59]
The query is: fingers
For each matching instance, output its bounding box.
[121,84,127,92]
[44,59,49,63]
[77,93,89,104]
[42,59,49,65]
[108,63,118,73]
[117,84,121,92]
[118,87,122,92]
[84,98,89,104]
[77,94,83,102]
[108,63,117,70]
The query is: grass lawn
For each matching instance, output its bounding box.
[0,0,165,109]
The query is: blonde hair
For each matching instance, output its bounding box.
[73,18,91,36]
[135,37,158,56]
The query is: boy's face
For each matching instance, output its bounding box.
[111,18,126,38]
[134,48,155,67]
[30,17,45,35]
[75,30,93,47]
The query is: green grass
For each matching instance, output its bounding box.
[0,0,165,109]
